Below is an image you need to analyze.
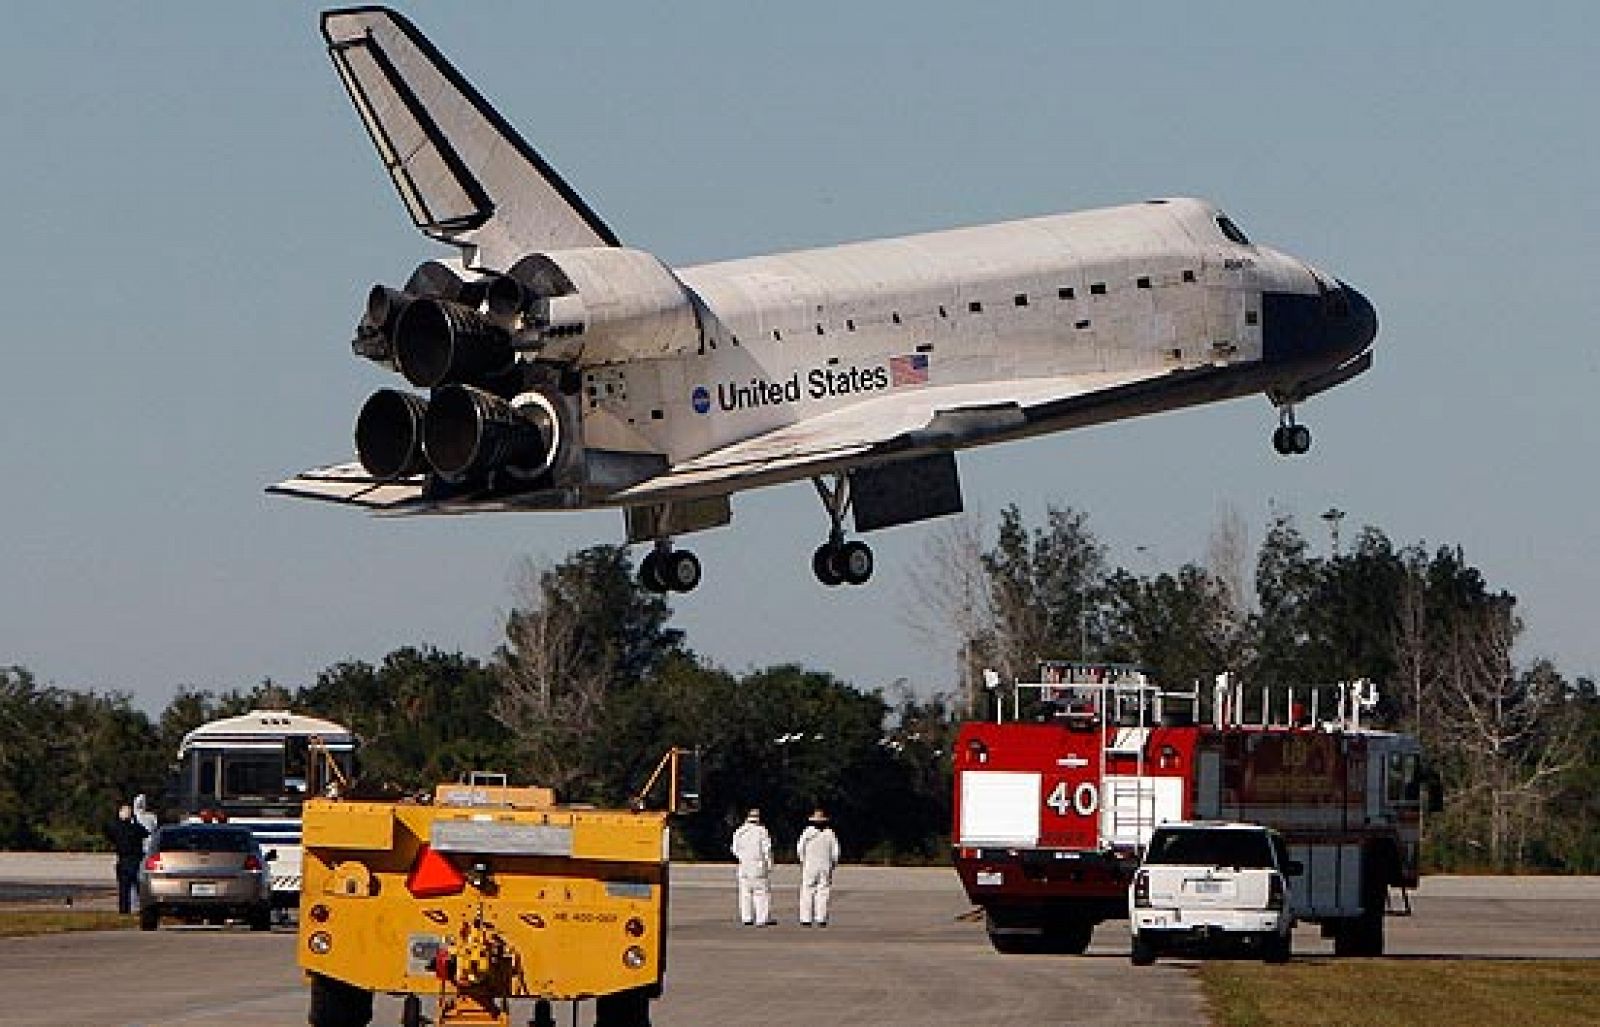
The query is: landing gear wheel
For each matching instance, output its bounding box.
[837,540,873,585]
[1273,408,1312,455]
[641,547,701,593]
[639,551,667,594]
[813,544,845,586]
[661,549,702,593]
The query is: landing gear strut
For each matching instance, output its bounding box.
[639,540,701,594]
[811,474,873,587]
[1272,406,1312,456]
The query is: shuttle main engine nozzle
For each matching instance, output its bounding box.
[354,388,429,481]
[423,384,560,482]
[394,298,513,388]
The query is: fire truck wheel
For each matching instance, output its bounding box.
[308,974,374,1027]
[1044,919,1093,955]
[1332,909,1384,957]
[983,910,1037,954]
[1130,932,1156,966]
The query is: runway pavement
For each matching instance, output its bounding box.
[0,857,1594,1025]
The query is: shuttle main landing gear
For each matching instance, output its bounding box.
[812,474,873,587]
[1272,406,1311,455]
[640,541,701,594]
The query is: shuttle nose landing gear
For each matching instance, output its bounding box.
[812,474,873,587]
[640,541,701,594]
[1272,406,1311,455]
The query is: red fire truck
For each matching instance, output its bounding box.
[953,662,1423,956]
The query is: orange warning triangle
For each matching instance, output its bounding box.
[406,844,466,898]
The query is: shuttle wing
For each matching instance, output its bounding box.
[268,461,425,509]
[616,367,1183,501]
[321,7,618,269]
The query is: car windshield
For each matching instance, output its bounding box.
[155,828,254,853]
[1145,829,1274,868]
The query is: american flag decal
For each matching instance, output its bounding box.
[889,353,930,387]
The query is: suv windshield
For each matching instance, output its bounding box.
[1145,828,1274,869]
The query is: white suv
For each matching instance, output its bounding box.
[1129,822,1299,965]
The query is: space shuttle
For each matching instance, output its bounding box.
[273,6,1377,594]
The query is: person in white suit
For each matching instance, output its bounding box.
[796,808,840,927]
[730,808,774,926]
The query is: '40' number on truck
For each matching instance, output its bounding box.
[1046,780,1099,817]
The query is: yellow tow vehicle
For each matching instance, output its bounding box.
[298,751,697,1027]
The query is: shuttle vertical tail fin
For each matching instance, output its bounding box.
[321,6,619,269]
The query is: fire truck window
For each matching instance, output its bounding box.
[1403,754,1421,802]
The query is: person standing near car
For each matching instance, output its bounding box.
[132,794,158,854]
[106,803,148,914]
[730,808,774,926]
[796,808,840,927]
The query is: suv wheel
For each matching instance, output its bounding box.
[1130,932,1156,966]
[138,906,159,932]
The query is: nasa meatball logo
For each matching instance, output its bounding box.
[691,385,711,414]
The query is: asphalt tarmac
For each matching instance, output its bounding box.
[0,858,1595,1025]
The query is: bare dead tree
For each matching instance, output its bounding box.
[1432,602,1581,867]
[1204,502,1252,625]
[903,514,999,717]
[491,557,618,794]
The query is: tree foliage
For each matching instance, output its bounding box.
[2,511,1597,872]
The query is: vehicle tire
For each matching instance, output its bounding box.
[1044,918,1094,955]
[400,995,423,1027]
[983,909,1037,955]
[1263,932,1291,964]
[594,985,653,1027]
[248,904,272,932]
[138,906,159,932]
[308,973,374,1027]
[1130,932,1156,966]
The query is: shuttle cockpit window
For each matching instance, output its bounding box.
[1215,215,1252,246]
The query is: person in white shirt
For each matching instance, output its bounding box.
[730,808,775,926]
[796,808,840,927]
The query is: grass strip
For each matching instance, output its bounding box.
[0,910,134,937]
[1201,958,1600,1027]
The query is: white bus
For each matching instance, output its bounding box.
[172,709,356,907]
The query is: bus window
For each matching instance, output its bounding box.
[198,755,217,800]
[223,754,285,800]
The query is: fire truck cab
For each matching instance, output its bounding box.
[953,663,1422,956]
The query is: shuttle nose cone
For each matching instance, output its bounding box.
[1334,280,1378,358]
[1261,278,1378,370]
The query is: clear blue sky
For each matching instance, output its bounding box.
[3,2,1596,712]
